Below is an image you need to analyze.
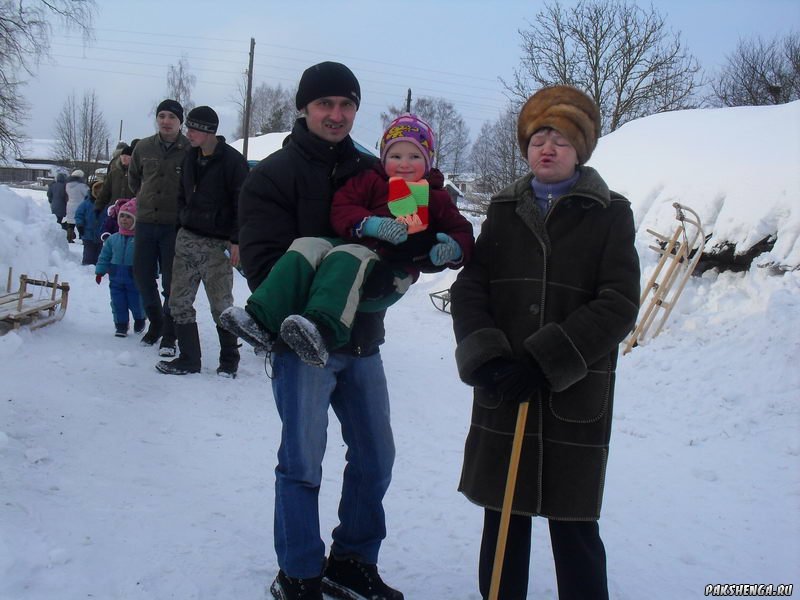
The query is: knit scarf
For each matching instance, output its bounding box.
[387,177,429,234]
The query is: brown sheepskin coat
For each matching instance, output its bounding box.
[450,166,640,520]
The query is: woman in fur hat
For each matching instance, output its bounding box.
[449,85,641,600]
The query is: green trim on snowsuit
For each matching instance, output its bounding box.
[245,237,411,349]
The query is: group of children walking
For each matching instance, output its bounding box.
[57,171,145,338]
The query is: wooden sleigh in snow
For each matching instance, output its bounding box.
[429,288,452,313]
[622,202,706,354]
[0,267,70,332]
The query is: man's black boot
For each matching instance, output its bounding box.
[216,325,240,378]
[140,304,163,346]
[321,555,404,600]
[158,311,177,357]
[156,322,201,375]
[269,570,323,600]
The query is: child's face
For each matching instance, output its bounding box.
[118,213,134,230]
[383,141,426,182]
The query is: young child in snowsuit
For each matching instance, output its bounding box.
[95,199,146,337]
[222,113,474,367]
[74,186,104,265]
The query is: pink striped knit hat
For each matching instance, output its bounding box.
[380,113,436,174]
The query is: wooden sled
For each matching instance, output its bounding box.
[429,288,451,314]
[0,268,70,332]
[622,202,705,354]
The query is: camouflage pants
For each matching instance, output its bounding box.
[169,228,234,326]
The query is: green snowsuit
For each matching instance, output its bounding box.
[245,237,410,350]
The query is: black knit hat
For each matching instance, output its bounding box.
[156,99,184,123]
[295,62,361,110]
[185,106,219,133]
[120,145,133,156]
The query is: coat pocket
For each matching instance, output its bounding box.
[548,368,611,423]
[474,386,504,410]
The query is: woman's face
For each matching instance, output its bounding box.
[527,128,578,183]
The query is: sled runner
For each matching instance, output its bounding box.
[623,202,705,354]
[429,288,451,313]
[0,268,70,332]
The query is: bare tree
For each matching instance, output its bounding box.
[506,0,702,133]
[381,96,471,177]
[709,32,800,106]
[0,0,95,160]
[166,55,196,113]
[54,89,109,173]
[469,105,529,210]
[232,77,296,139]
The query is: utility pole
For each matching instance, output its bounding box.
[405,88,412,112]
[242,37,256,160]
[118,120,123,142]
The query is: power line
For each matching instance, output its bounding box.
[53,36,507,97]
[44,28,514,138]
[97,28,502,85]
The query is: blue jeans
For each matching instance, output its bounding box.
[271,350,396,579]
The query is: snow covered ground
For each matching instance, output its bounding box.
[1,103,798,599]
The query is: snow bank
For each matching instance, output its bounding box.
[590,101,800,269]
[0,186,72,281]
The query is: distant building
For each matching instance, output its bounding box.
[0,139,63,185]
[448,172,495,195]
[0,138,110,186]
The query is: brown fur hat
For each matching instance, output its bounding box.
[91,180,104,199]
[517,85,601,164]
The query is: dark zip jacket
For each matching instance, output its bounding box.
[178,137,249,243]
[238,118,384,356]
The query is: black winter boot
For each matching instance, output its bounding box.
[219,306,274,351]
[216,325,240,378]
[156,322,201,375]
[158,311,177,357]
[140,304,163,346]
[133,318,146,333]
[321,555,403,600]
[270,570,322,600]
[114,322,129,338]
[279,314,329,368]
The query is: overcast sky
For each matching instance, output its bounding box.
[19,0,799,152]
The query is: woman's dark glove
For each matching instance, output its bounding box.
[472,357,546,404]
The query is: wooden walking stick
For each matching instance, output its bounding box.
[488,400,530,600]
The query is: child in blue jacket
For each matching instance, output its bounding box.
[95,199,146,337]
[75,191,104,265]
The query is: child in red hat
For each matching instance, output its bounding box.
[221,114,474,367]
